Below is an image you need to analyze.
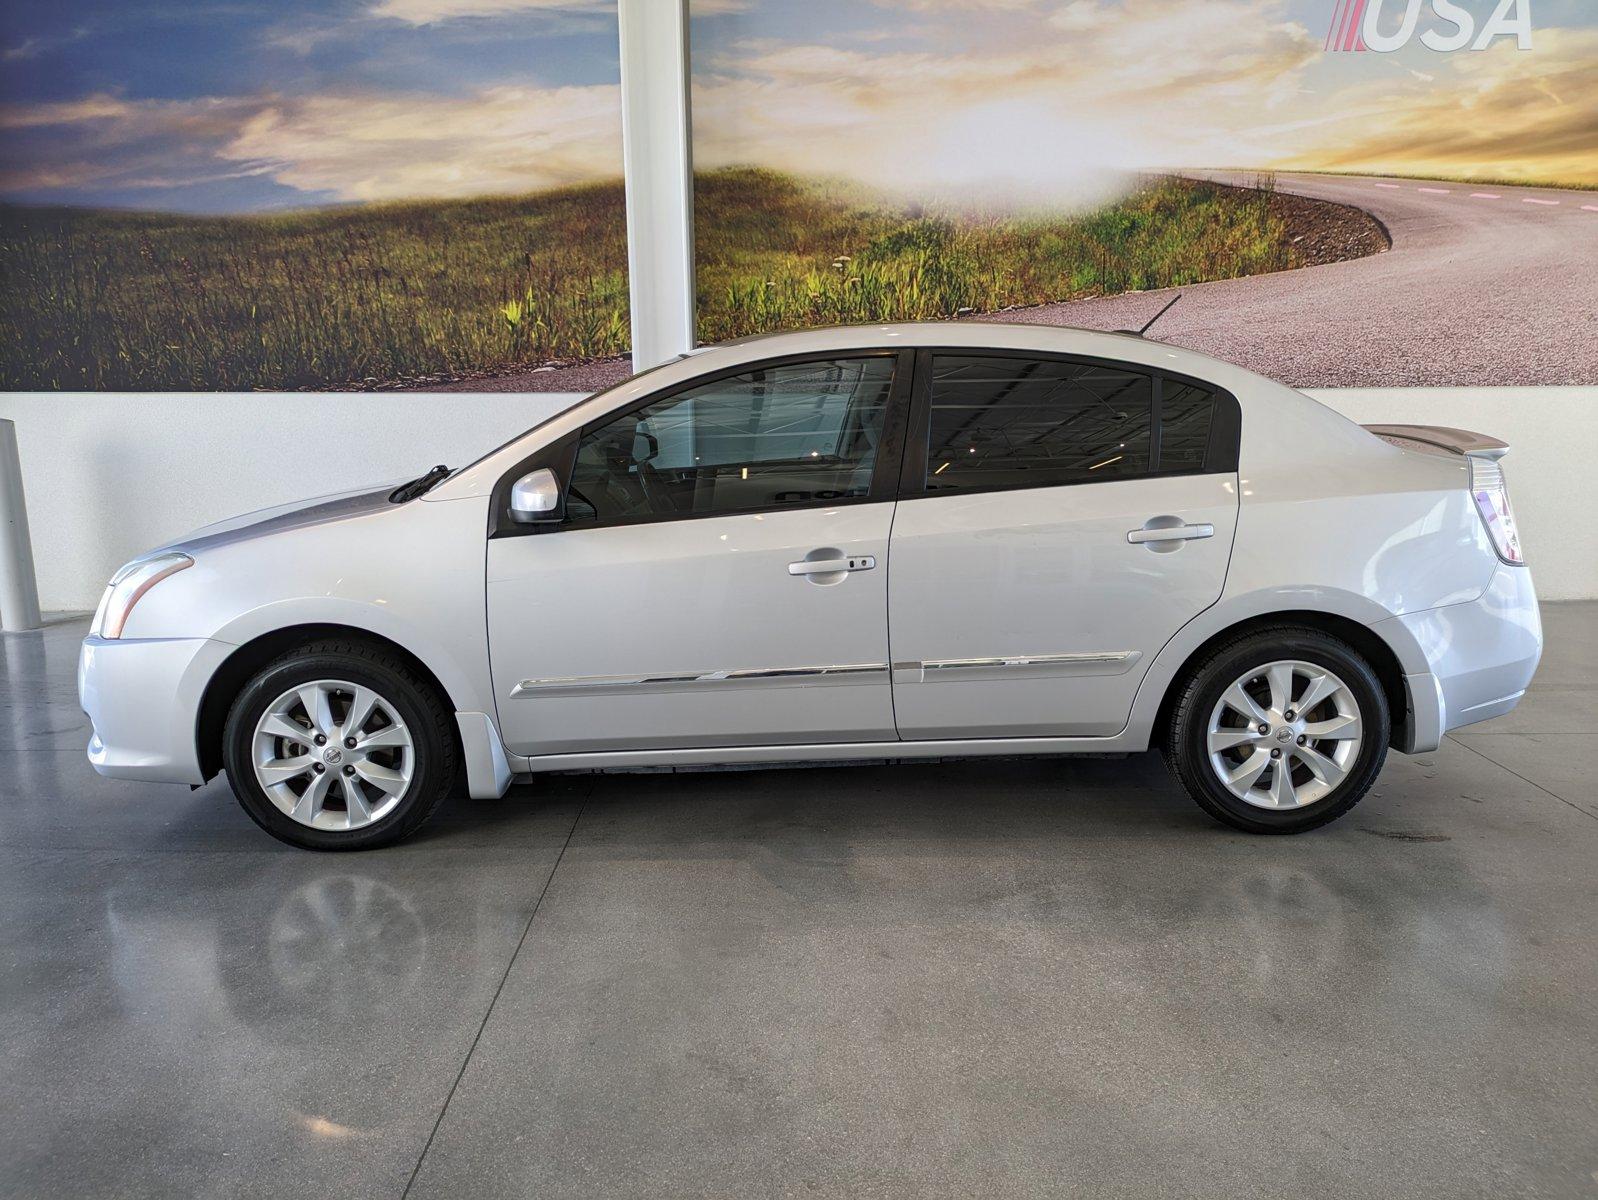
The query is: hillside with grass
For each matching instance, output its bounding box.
[695,168,1327,339]
[0,183,630,392]
[1,169,1378,392]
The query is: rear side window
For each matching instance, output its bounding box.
[925,356,1153,492]
[1158,380,1219,473]
[922,354,1220,493]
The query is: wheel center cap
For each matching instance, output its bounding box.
[323,747,343,765]
[1274,728,1294,743]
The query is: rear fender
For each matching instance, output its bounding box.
[1123,586,1433,747]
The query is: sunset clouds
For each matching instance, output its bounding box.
[225,86,623,201]
[0,0,1592,212]
[1281,26,1598,184]
[0,94,277,197]
[694,0,1597,195]
[693,0,1329,204]
[367,0,615,23]
[0,83,624,203]
[0,0,625,209]
[367,0,743,24]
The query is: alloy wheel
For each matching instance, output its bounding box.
[1205,659,1364,811]
[250,679,415,830]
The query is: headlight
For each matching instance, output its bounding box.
[92,553,194,639]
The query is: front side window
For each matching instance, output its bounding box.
[566,356,895,524]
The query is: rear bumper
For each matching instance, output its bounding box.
[1386,565,1542,753]
[79,635,233,784]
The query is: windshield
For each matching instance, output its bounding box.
[453,353,696,477]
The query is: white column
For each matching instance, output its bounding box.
[617,0,696,372]
[0,419,42,631]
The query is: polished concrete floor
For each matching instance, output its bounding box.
[2,607,1594,1199]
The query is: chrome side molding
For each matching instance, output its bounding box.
[892,651,1141,685]
[511,662,889,699]
[513,652,1141,698]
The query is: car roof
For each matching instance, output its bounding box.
[678,321,1253,389]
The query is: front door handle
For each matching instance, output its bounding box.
[788,555,875,575]
[1127,522,1214,545]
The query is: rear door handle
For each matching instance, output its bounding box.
[788,555,876,575]
[1127,523,1214,544]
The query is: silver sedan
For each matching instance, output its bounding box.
[79,324,1542,848]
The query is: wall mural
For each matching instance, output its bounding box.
[1,0,1592,394]
[0,0,628,393]
[681,0,1596,390]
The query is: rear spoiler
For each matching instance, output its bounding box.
[1363,424,1509,461]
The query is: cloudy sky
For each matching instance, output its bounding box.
[1,0,1592,212]
[691,0,1598,203]
[0,0,626,209]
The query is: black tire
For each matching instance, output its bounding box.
[221,639,457,850]
[1163,627,1389,834]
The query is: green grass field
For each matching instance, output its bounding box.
[695,168,1299,340]
[0,184,630,391]
[1,169,1304,391]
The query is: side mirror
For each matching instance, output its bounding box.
[509,467,564,524]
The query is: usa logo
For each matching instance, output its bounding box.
[1325,0,1534,53]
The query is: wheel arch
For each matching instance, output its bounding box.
[195,623,462,782]
[1137,603,1419,755]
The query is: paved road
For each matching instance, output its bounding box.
[423,170,1596,392]
[986,172,1598,387]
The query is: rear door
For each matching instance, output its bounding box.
[887,351,1239,739]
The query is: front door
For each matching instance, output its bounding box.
[888,352,1239,739]
[488,353,909,757]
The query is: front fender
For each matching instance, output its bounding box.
[119,494,497,719]
[205,596,494,718]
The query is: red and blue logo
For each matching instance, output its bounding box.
[1325,0,1533,53]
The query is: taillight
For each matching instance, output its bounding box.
[1470,456,1524,565]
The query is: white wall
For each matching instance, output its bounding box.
[1310,388,1595,602]
[0,392,579,614]
[0,387,1592,612]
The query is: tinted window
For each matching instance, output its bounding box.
[925,356,1153,492]
[567,357,894,524]
[1158,380,1218,473]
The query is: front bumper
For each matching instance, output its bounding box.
[1384,564,1542,753]
[79,636,234,784]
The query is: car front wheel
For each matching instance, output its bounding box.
[1164,627,1390,833]
[222,640,457,850]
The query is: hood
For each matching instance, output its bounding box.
[160,480,405,557]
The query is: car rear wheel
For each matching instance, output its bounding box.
[222,640,457,850]
[1164,627,1389,833]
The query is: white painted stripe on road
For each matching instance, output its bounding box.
[1470,193,1501,199]
[1584,205,1598,214]
[1417,187,1452,194]
[1374,183,1401,189]
[1522,198,1560,206]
